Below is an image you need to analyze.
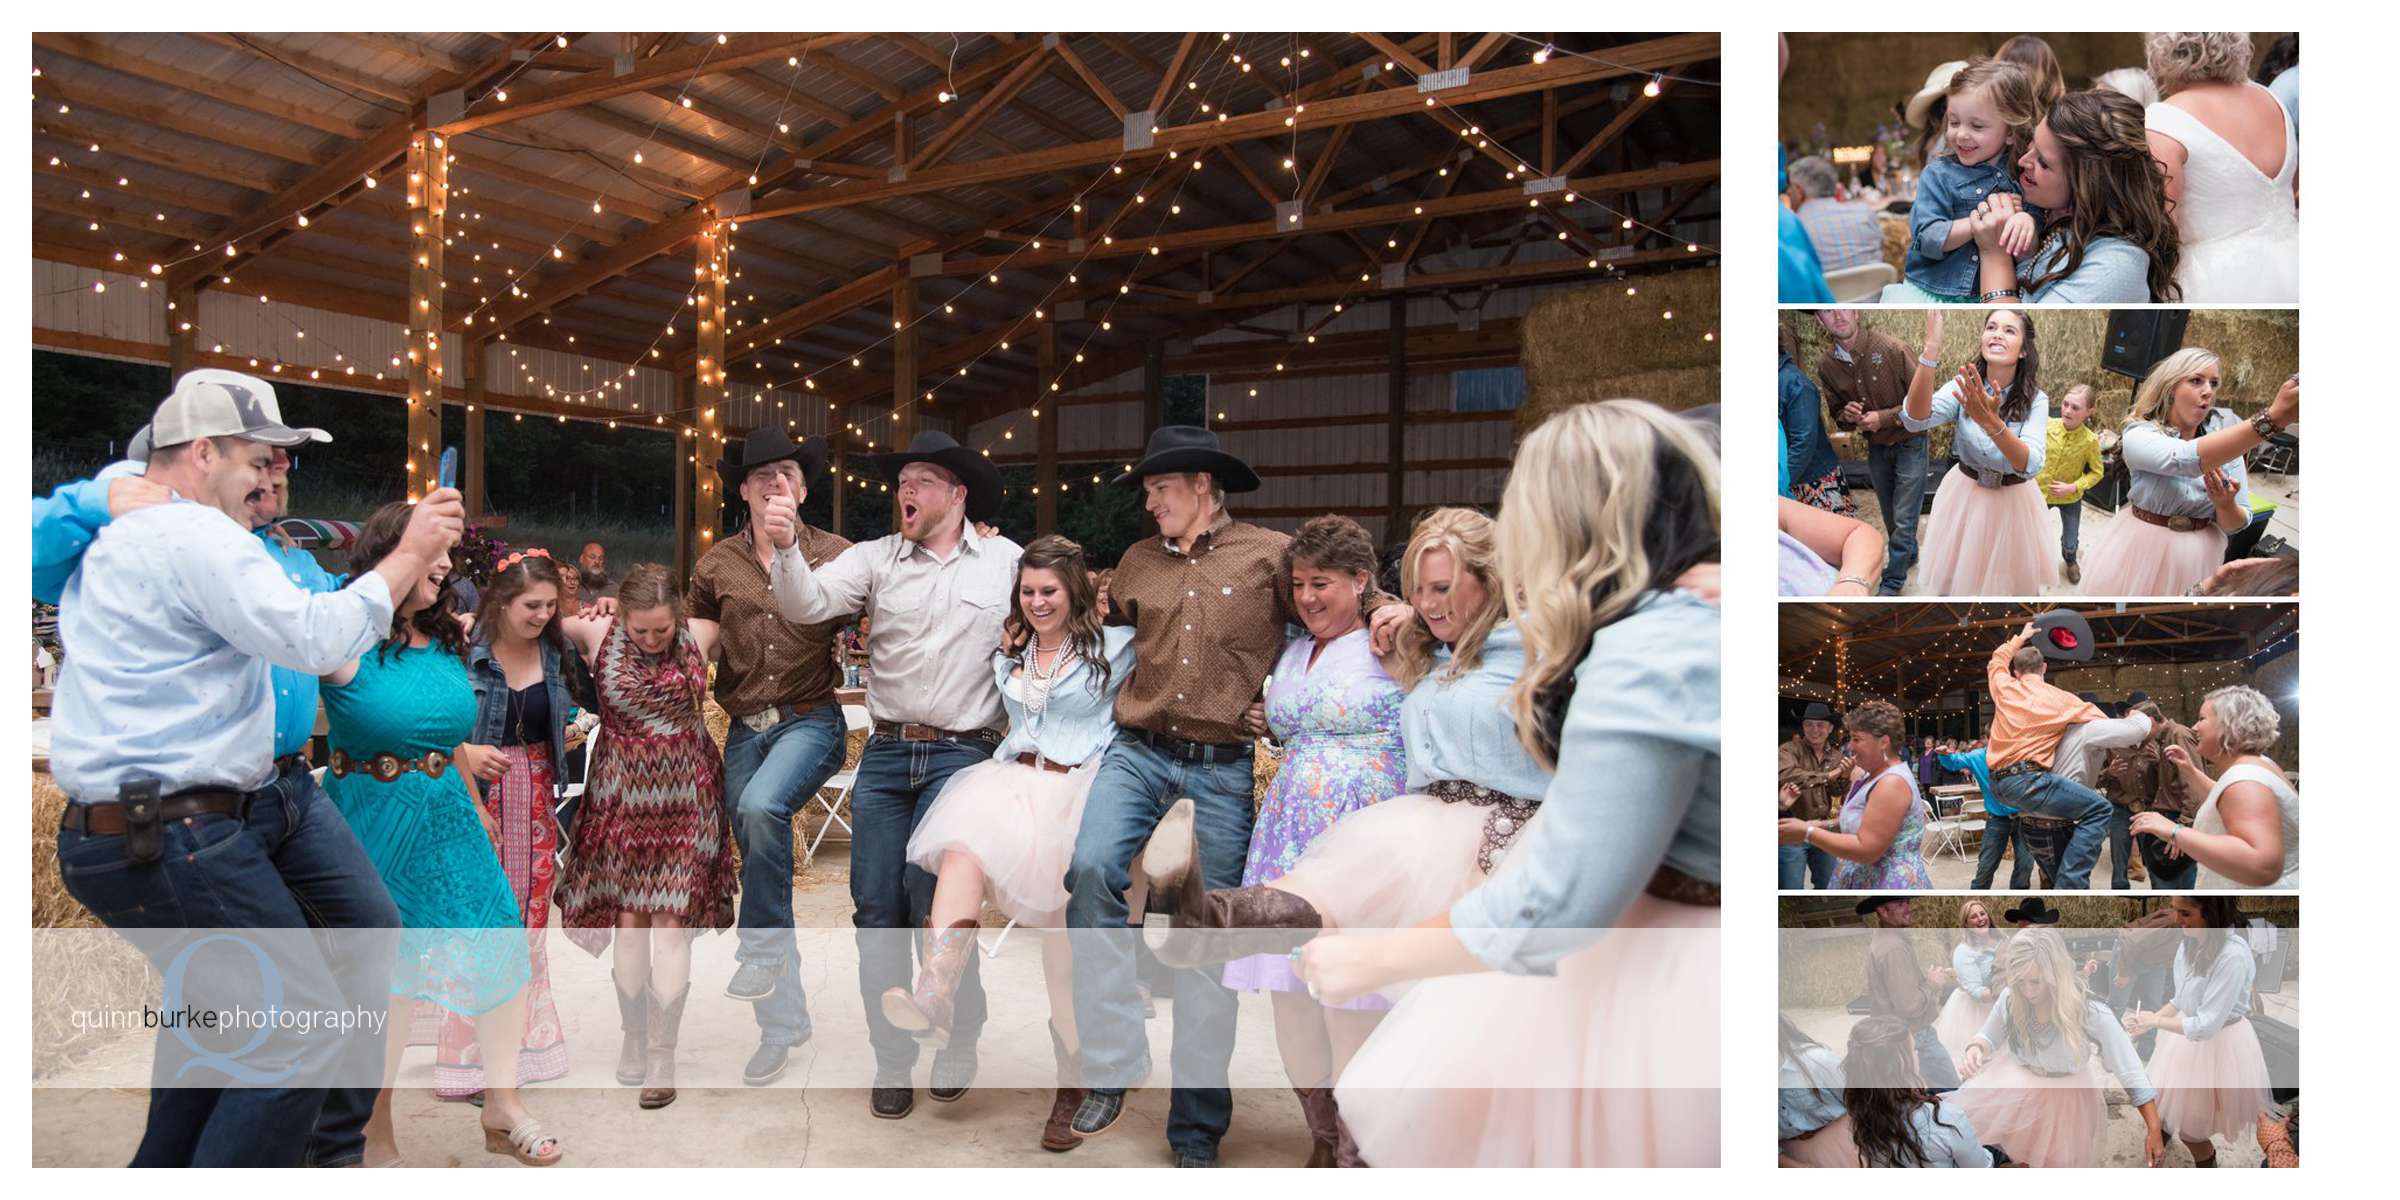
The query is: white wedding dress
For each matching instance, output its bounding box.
[2146,87,2299,302]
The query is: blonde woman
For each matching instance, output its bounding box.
[1934,900,2004,1059]
[1954,929,2163,1167]
[2131,685,2297,888]
[1298,399,1722,1166]
[2081,357,2297,596]
[2142,32,2299,302]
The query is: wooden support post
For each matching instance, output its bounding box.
[1386,296,1408,539]
[462,338,487,518]
[165,282,199,381]
[1142,340,1166,433]
[403,128,446,502]
[694,229,728,557]
[1035,319,1059,535]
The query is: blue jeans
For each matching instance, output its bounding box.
[723,705,850,1046]
[1778,843,1836,889]
[850,735,992,1075]
[55,768,399,1167]
[2108,804,2135,890]
[1067,733,1256,1155]
[1970,810,2035,890]
[1866,436,1929,594]
[2139,823,2201,890]
[2057,500,2084,562]
[1913,1024,1961,1091]
[1992,770,2114,889]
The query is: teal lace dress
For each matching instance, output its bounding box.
[322,640,531,1016]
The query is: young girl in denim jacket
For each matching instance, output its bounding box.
[1905,59,2043,299]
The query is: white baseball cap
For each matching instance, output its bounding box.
[146,369,330,453]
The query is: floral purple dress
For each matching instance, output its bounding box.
[1222,628,1406,1005]
[1827,762,1934,890]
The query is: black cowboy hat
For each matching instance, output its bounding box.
[2125,691,2150,706]
[714,427,827,492]
[2076,691,2101,705]
[2003,898,2062,925]
[1854,895,1909,916]
[1801,702,1835,722]
[2031,609,2096,663]
[1113,425,1261,492]
[868,430,1005,524]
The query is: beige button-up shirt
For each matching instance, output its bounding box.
[770,523,1020,732]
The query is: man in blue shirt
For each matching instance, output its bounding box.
[1940,744,2035,890]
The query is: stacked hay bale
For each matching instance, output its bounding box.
[1519,270,1722,432]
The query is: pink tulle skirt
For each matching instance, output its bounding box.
[1913,469,2056,596]
[1950,1052,2107,1167]
[905,758,1097,926]
[1935,989,1997,1061]
[2077,510,2228,597]
[1334,894,1721,1166]
[1782,1114,1864,1167]
[2151,1020,2273,1142]
[1276,792,1492,932]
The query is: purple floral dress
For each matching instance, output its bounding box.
[1827,763,1934,890]
[1221,628,1406,1003]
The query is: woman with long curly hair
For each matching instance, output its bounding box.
[319,501,558,1166]
[2081,355,2299,596]
[1778,1014,1856,1167]
[1969,88,2183,303]
[1954,928,2161,1167]
[1899,307,2054,594]
[1297,398,1722,1165]
[1836,1016,1994,1167]
[2123,895,2275,1166]
[881,535,1134,1152]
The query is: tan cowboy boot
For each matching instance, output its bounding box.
[613,979,648,1087]
[640,986,687,1109]
[880,919,978,1046]
[1295,1085,1343,1167]
[1041,1020,1086,1153]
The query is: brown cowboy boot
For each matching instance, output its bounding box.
[1295,1086,1343,1167]
[1144,799,1325,968]
[1041,1020,1086,1153]
[639,986,687,1109]
[613,979,648,1087]
[880,919,979,1046]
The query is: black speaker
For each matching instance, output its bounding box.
[2102,310,2191,380]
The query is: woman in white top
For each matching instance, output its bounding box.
[2121,895,2275,1165]
[2142,32,2299,303]
[2131,685,2297,888]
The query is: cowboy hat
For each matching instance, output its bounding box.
[714,427,827,492]
[1854,895,1910,916]
[868,430,1005,523]
[2003,898,2062,925]
[1904,61,1968,130]
[1801,702,1835,722]
[2032,609,2096,663]
[1113,425,1261,492]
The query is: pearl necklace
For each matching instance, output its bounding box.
[1022,632,1065,729]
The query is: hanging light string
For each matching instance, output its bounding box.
[1496,34,1721,91]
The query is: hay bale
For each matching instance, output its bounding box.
[32,773,99,930]
[1519,271,1722,432]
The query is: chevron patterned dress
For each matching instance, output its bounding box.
[557,619,734,946]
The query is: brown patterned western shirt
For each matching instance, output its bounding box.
[1104,512,1292,746]
[689,523,851,718]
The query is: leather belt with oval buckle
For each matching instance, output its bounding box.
[2129,505,2212,534]
[328,748,453,783]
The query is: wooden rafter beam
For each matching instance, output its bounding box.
[31,34,374,139]
[1559,81,1673,178]
[433,34,866,135]
[908,45,1052,171]
[1148,33,1201,114]
[1055,37,1128,120]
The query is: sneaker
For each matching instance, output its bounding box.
[2063,558,2081,585]
[1071,1088,1128,1137]
[1174,1143,1219,1168]
[929,1045,977,1101]
[725,959,781,1002]
[744,1041,792,1086]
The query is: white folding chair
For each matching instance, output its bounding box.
[806,704,871,866]
[1825,261,1898,302]
[1946,819,1987,863]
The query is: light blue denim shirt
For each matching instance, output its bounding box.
[1906,154,2027,298]
[1449,589,1719,975]
[1399,622,1550,800]
[1778,1042,1846,1140]
[990,625,1136,768]
[2169,938,2256,1042]
[1975,993,2157,1106]
[1901,377,2049,478]
[1898,1102,1995,1167]
[51,499,396,799]
[2268,67,2299,136]
[2020,233,2152,303]
[2121,410,2252,520]
[1952,940,1999,1001]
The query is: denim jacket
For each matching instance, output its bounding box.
[1779,352,1841,486]
[465,634,575,774]
[1906,155,2033,298]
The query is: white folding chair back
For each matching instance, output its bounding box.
[806,704,872,866]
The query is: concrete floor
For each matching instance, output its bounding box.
[30,844,1317,1168]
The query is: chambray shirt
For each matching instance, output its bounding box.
[51,500,395,799]
[1778,1042,1846,1140]
[1892,1103,1995,1168]
[1952,940,1998,1001]
[1902,378,2049,478]
[990,626,1137,768]
[1450,590,1719,974]
[771,523,1021,732]
[2170,938,2257,1042]
[1975,993,2157,1105]
[2121,410,2253,521]
[1907,155,2027,297]
[2019,233,2152,303]
[1780,351,1842,485]
[1399,622,1550,800]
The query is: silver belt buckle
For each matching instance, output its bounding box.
[1971,466,2002,489]
[740,708,783,734]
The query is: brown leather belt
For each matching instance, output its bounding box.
[328,748,454,783]
[1645,863,1720,907]
[1014,752,1081,775]
[2128,505,2217,533]
[872,720,1001,745]
[61,789,243,836]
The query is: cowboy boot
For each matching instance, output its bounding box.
[880,919,978,1046]
[1334,1113,1369,1167]
[1041,1020,1087,1153]
[613,980,648,1087]
[1143,799,1325,968]
[639,986,687,1109]
[1294,1086,1343,1167]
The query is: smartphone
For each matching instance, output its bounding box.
[437,446,458,491]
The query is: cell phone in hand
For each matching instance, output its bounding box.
[437,447,458,491]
